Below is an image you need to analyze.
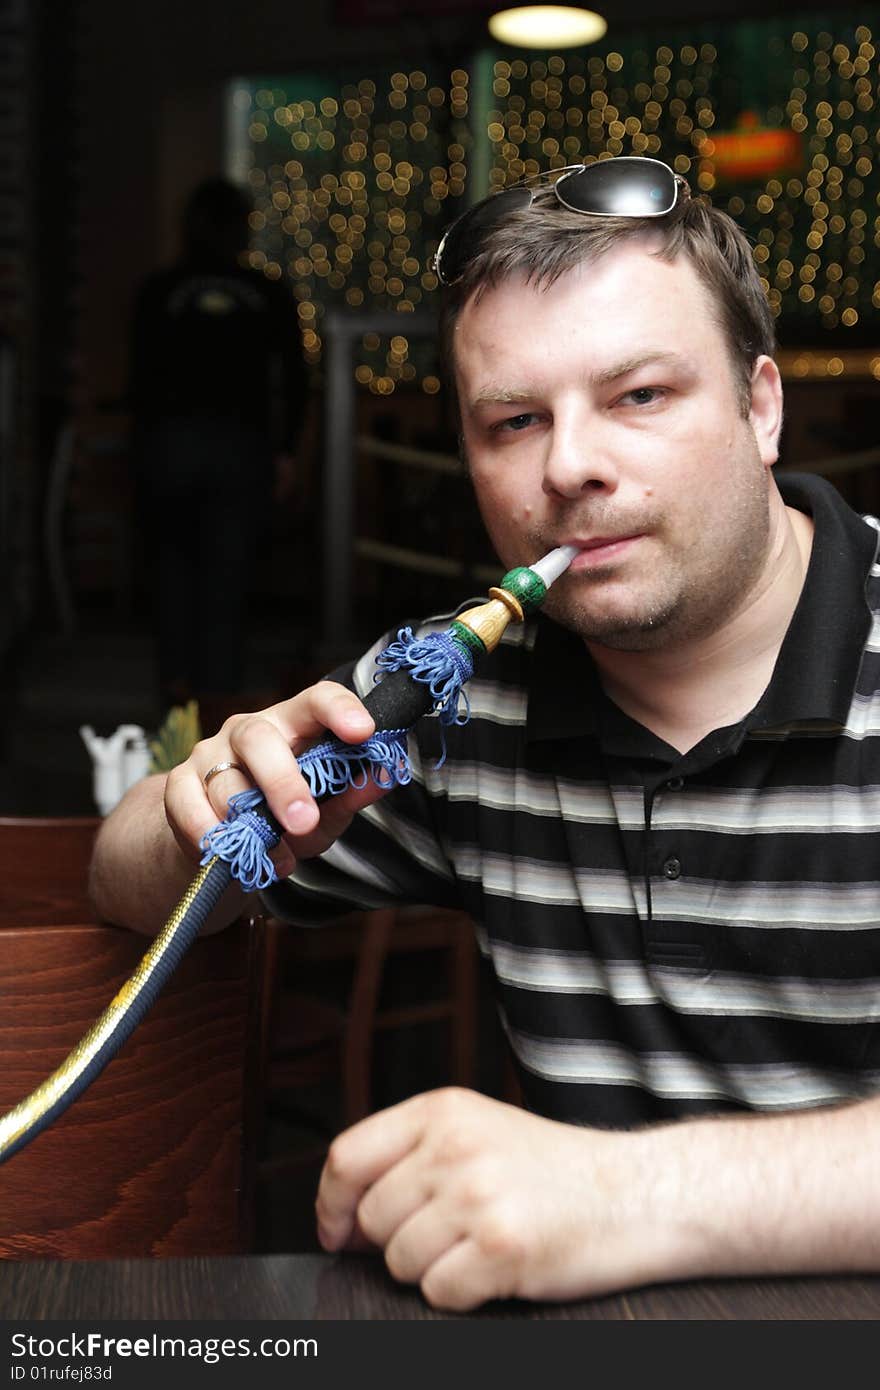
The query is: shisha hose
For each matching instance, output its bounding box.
[0,546,577,1165]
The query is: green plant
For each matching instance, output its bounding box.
[149,700,202,773]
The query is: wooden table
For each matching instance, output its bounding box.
[2,1253,879,1319]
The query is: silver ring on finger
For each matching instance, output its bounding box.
[203,760,245,789]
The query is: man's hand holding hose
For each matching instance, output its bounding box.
[90,682,391,936]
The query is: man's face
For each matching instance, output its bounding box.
[454,241,780,650]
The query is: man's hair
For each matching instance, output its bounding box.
[438,183,776,417]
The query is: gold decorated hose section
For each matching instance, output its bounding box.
[0,858,219,1157]
[453,587,525,654]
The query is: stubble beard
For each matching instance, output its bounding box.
[540,565,692,650]
[535,496,773,653]
[523,501,683,649]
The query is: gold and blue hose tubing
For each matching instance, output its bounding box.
[0,547,577,1165]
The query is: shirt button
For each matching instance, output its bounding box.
[666,776,684,791]
[662,856,682,880]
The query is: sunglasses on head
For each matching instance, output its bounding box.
[432,155,691,287]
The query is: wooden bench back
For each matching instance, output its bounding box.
[0,818,267,1258]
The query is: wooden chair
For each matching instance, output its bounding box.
[257,905,478,1181]
[0,815,101,926]
[0,816,269,1258]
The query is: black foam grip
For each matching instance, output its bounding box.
[359,668,438,731]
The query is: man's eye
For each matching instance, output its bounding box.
[495,413,536,432]
[623,387,663,405]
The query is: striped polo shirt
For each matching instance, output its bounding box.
[266,473,880,1129]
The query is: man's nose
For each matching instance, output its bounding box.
[541,421,620,500]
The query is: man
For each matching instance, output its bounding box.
[130,177,310,710]
[92,157,880,1310]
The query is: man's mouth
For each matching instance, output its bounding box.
[563,534,645,569]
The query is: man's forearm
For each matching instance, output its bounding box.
[626,1094,880,1286]
[88,773,245,935]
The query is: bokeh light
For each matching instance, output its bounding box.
[233,14,877,385]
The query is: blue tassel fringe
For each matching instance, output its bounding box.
[297,728,412,797]
[376,628,474,725]
[200,788,280,893]
[375,628,473,766]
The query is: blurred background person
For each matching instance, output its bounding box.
[129,176,310,717]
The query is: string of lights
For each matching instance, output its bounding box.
[230,12,879,389]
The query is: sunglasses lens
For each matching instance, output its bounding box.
[436,184,534,283]
[556,159,677,216]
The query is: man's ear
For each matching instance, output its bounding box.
[749,355,784,468]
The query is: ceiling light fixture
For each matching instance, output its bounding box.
[488,5,607,49]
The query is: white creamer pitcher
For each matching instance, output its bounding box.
[80,723,152,816]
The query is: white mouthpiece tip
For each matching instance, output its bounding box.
[530,544,579,587]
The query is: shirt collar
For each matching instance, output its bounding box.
[526,472,878,745]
